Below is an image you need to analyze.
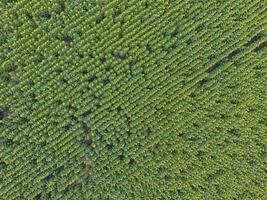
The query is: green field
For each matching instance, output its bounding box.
[0,0,266,199]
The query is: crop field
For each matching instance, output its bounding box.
[0,0,266,199]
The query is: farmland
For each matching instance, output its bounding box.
[0,0,266,199]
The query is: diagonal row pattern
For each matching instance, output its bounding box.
[0,0,266,199]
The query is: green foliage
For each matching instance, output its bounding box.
[0,0,266,199]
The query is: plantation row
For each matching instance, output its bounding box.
[0,0,266,199]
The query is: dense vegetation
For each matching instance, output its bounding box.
[0,0,266,199]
